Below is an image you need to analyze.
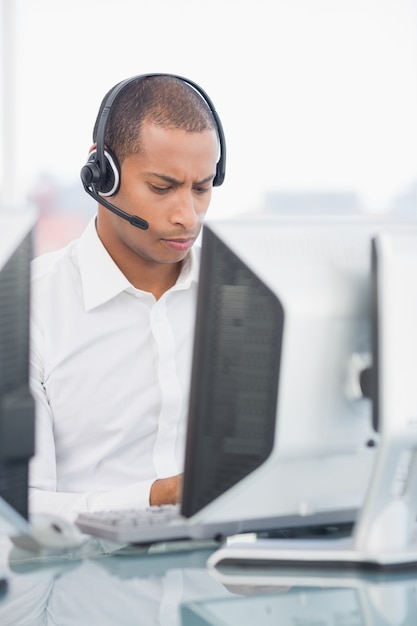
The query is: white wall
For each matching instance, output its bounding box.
[2,0,417,218]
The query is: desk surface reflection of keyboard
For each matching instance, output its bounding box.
[75,504,195,544]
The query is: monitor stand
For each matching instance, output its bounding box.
[208,439,417,570]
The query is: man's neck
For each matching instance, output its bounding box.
[126,259,183,300]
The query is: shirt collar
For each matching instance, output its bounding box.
[77,217,200,311]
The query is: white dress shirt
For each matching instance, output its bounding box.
[29,217,199,520]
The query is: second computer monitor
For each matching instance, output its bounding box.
[182,216,394,527]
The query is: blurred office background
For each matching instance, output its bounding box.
[1,0,416,255]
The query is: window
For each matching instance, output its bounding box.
[2,0,416,254]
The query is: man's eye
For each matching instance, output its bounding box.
[151,185,170,194]
[194,186,210,194]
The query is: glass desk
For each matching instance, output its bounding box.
[1,534,417,625]
[186,560,417,626]
[0,535,230,625]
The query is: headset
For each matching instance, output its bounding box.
[80,73,226,230]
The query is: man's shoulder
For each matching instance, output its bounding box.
[31,239,78,285]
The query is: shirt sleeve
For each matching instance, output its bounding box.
[28,321,155,523]
[28,480,156,522]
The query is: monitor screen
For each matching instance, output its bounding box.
[205,223,417,567]
[0,210,36,533]
[181,216,415,528]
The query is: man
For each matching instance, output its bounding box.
[29,74,225,520]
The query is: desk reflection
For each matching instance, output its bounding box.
[3,534,417,626]
[0,538,233,625]
[185,563,417,626]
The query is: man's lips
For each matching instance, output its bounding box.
[161,237,195,252]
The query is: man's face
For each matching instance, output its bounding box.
[98,121,219,267]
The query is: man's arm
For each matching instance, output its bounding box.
[28,476,173,522]
[29,339,181,520]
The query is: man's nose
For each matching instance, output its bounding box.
[171,189,199,228]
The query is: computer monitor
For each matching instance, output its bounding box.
[199,217,417,569]
[0,209,36,536]
[349,229,417,564]
[181,215,381,528]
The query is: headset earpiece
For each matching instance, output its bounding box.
[97,148,120,197]
[81,148,120,197]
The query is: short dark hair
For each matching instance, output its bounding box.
[93,75,217,164]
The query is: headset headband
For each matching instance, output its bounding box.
[94,73,226,187]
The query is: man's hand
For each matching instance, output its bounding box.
[150,474,183,506]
